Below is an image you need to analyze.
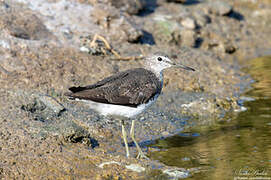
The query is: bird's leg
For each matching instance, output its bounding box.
[130,120,148,159]
[121,120,130,158]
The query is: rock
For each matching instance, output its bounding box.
[62,121,97,147]
[110,0,144,15]
[91,4,120,29]
[110,16,143,43]
[21,94,66,122]
[193,11,211,27]
[91,4,143,43]
[179,29,196,47]
[15,90,97,146]
[207,1,233,16]
[200,23,238,55]
[36,94,65,116]
[153,20,179,44]
[151,14,197,47]
[181,17,196,29]
[163,168,190,179]
[125,164,146,173]
[88,0,144,15]
[0,6,52,40]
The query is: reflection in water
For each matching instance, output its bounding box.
[245,56,271,97]
[149,56,271,179]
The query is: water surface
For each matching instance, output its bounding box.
[149,56,271,179]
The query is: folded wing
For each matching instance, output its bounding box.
[65,68,162,107]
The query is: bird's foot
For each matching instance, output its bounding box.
[136,150,149,159]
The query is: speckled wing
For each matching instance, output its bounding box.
[65,68,162,107]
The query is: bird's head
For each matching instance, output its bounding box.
[144,54,195,75]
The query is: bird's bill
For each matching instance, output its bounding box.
[169,61,195,71]
[176,64,195,71]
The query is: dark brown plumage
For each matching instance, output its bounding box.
[65,68,162,107]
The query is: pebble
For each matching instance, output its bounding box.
[140,116,145,121]
[163,168,190,179]
[80,46,90,53]
[234,106,247,112]
[181,17,196,29]
[181,102,194,108]
[98,161,121,168]
[181,157,190,161]
[161,131,170,136]
[125,164,145,173]
[0,40,10,49]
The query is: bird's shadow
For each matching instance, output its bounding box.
[127,139,156,148]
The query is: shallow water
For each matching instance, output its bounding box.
[149,56,271,179]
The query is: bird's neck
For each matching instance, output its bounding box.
[143,64,165,88]
[158,71,164,88]
[149,68,164,86]
[144,66,164,79]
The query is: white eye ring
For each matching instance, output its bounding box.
[157,57,162,61]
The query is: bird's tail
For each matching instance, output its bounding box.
[68,86,86,93]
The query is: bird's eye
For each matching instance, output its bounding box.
[157,57,162,61]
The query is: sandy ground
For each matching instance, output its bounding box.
[0,0,271,179]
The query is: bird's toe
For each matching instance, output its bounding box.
[136,151,149,159]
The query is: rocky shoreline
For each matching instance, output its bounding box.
[0,0,270,179]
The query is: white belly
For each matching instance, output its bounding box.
[77,94,159,118]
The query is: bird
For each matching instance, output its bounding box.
[65,54,195,159]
